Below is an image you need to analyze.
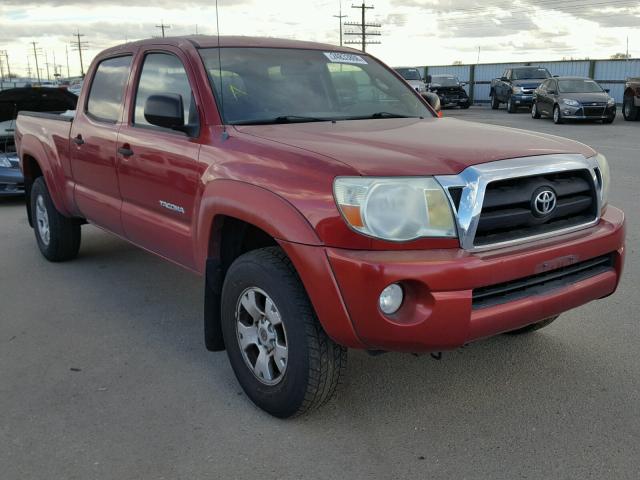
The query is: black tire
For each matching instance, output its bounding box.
[30,177,81,262]
[490,92,500,110]
[504,316,559,335]
[602,114,615,124]
[553,105,563,124]
[221,247,347,418]
[531,102,541,119]
[460,103,471,109]
[507,96,517,113]
[622,96,639,121]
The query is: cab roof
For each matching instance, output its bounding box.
[100,35,362,56]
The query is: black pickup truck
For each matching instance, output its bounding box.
[623,78,640,121]
[490,66,552,113]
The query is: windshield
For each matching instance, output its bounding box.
[199,48,432,125]
[512,68,551,80]
[395,68,422,81]
[431,76,459,87]
[558,79,603,93]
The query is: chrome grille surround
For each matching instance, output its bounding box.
[435,154,604,252]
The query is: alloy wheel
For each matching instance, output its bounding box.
[35,194,50,246]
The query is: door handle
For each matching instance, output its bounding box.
[118,147,134,157]
[73,134,84,145]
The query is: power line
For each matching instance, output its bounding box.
[344,3,381,52]
[156,21,171,38]
[333,1,348,46]
[71,29,89,77]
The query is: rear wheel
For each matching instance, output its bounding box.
[623,96,639,121]
[490,92,500,110]
[504,316,559,335]
[531,102,541,119]
[553,105,563,124]
[221,247,347,418]
[30,177,81,262]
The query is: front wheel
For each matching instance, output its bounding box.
[507,96,517,113]
[623,96,639,121]
[490,93,500,110]
[221,247,347,418]
[30,177,81,262]
[553,105,563,124]
[531,102,541,119]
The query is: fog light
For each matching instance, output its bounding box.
[379,283,403,315]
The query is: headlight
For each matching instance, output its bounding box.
[562,98,580,107]
[512,86,523,94]
[0,156,12,168]
[334,177,457,241]
[594,153,610,210]
[607,98,616,106]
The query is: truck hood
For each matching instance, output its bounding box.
[235,117,595,176]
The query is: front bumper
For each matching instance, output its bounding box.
[511,94,534,106]
[289,207,624,353]
[560,104,616,120]
[0,167,25,196]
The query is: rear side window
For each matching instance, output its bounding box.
[86,55,132,123]
[133,53,196,129]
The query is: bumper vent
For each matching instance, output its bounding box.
[472,254,614,309]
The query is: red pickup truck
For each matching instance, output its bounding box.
[15,36,625,418]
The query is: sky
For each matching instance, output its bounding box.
[0,0,639,79]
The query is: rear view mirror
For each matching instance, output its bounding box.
[422,91,441,113]
[144,93,184,130]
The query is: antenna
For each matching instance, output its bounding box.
[215,0,228,139]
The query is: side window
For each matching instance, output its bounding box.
[86,56,132,122]
[134,53,196,129]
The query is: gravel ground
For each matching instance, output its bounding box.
[1,106,638,479]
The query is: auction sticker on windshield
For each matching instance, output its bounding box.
[323,52,368,65]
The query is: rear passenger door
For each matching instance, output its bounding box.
[116,48,203,269]
[71,54,133,236]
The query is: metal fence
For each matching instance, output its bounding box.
[423,58,640,104]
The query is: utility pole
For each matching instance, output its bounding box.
[156,21,171,38]
[71,30,88,77]
[344,3,381,52]
[26,57,32,79]
[0,50,10,81]
[333,2,347,46]
[65,45,70,79]
[44,50,51,81]
[31,41,41,84]
[477,46,481,64]
[0,57,4,82]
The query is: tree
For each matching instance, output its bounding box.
[452,60,463,65]
[610,53,631,59]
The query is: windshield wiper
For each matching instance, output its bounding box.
[232,115,332,125]
[347,112,419,120]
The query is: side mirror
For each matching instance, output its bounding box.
[144,93,184,130]
[460,82,468,87]
[501,76,509,82]
[422,91,441,113]
[425,74,432,84]
[547,89,556,95]
[604,88,610,93]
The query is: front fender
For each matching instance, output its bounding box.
[195,179,321,271]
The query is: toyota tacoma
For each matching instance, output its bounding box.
[15,37,625,417]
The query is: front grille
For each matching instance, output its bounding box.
[472,254,614,309]
[583,106,605,117]
[474,170,597,247]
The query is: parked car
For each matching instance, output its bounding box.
[15,36,625,417]
[1,87,77,196]
[623,77,640,121]
[67,80,83,97]
[394,66,427,94]
[491,66,552,113]
[426,74,470,109]
[532,77,616,124]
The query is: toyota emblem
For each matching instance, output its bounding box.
[532,188,557,217]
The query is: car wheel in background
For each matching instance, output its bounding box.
[602,114,615,124]
[490,93,500,110]
[30,177,81,262]
[553,105,563,124]
[507,96,517,113]
[460,102,470,109]
[623,96,639,121]
[221,247,347,418]
[531,102,541,119]
[504,316,559,335]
